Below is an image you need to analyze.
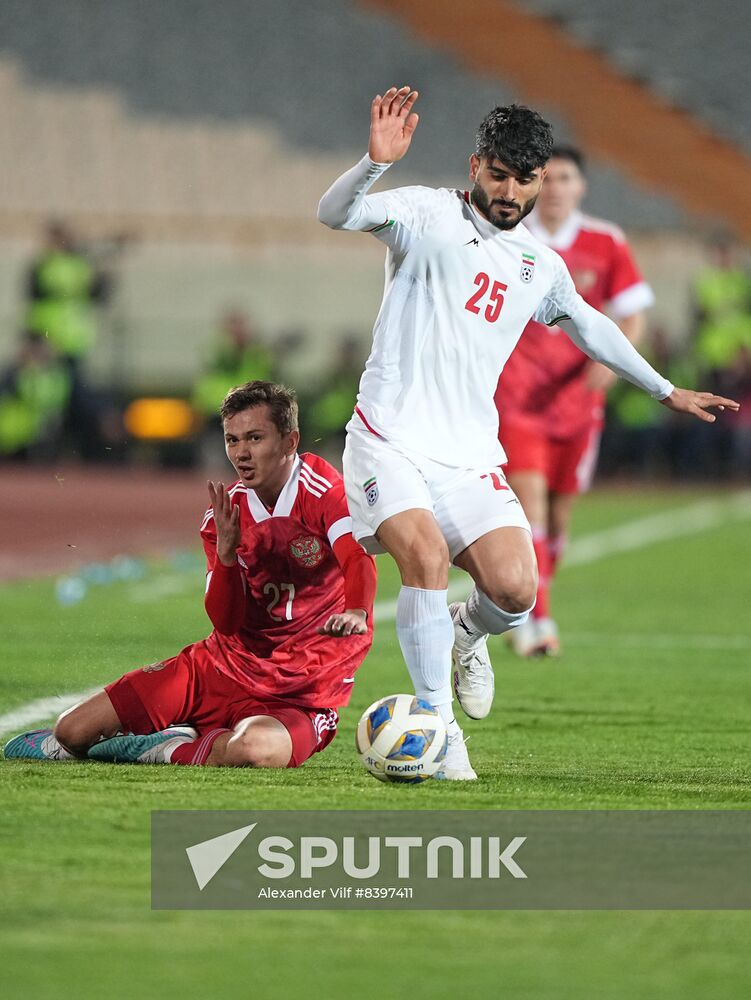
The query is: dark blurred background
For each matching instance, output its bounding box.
[0,0,749,478]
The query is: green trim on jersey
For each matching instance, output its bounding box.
[368,219,396,234]
[548,313,570,326]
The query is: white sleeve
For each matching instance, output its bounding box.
[317,155,451,255]
[317,155,393,231]
[536,257,673,399]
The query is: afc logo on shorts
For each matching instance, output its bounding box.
[289,534,324,568]
[363,476,379,507]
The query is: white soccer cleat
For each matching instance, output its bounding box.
[507,618,560,658]
[533,617,560,657]
[434,729,477,781]
[506,618,541,658]
[449,602,495,720]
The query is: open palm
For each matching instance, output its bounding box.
[369,86,420,163]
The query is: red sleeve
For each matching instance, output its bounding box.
[609,238,642,295]
[299,454,377,614]
[332,534,377,618]
[200,506,245,634]
[204,558,246,635]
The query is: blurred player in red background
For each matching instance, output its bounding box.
[496,146,654,657]
[5,381,376,768]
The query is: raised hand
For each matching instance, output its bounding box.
[208,480,241,566]
[660,388,740,423]
[369,86,420,164]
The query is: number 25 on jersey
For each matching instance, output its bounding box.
[465,272,508,323]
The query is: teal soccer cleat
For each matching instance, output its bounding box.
[3,728,74,761]
[88,727,197,763]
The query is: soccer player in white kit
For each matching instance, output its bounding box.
[318,86,739,780]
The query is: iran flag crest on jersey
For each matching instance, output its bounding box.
[520,252,536,283]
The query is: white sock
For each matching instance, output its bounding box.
[395,585,456,720]
[459,587,535,642]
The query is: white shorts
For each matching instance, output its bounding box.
[343,419,531,561]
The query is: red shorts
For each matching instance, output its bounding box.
[501,420,601,495]
[105,642,338,767]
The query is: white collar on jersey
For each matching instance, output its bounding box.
[244,454,300,522]
[525,209,583,252]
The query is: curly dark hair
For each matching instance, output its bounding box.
[476,105,554,175]
[220,380,299,435]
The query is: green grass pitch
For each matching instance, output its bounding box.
[1,488,749,999]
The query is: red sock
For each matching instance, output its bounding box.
[531,528,551,620]
[548,534,567,577]
[170,728,230,765]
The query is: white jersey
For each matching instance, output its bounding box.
[318,157,673,468]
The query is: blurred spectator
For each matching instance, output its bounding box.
[692,238,751,477]
[305,335,364,459]
[192,309,275,420]
[26,220,110,365]
[716,344,751,477]
[24,220,116,459]
[694,238,751,376]
[0,332,71,459]
[602,327,700,479]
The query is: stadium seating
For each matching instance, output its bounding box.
[522,0,751,152]
[0,0,733,390]
[0,0,689,229]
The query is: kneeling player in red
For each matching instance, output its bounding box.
[4,381,376,768]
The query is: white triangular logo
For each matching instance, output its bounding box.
[185,823,257,891]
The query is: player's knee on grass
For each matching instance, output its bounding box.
[225,716,293,768]
[54,691,123,757]
[53,710,96,757]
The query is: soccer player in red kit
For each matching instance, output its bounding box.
[495,146,654,657]
[4,381,376,768]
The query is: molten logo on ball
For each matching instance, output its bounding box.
[356,694,448,783]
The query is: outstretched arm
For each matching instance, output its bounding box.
[317,86,419,231]
[658,386,739,423]
[559,302,739,422]
[585,310,646,392]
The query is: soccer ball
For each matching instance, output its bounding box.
[355,694,448,783]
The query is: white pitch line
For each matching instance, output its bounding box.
[3,491,750,739]
[564,490,751,567]
[0,689,100,738]
[128,575,196,602]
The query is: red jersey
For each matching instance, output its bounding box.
[199,453,374,709]
[496,211,654,439]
